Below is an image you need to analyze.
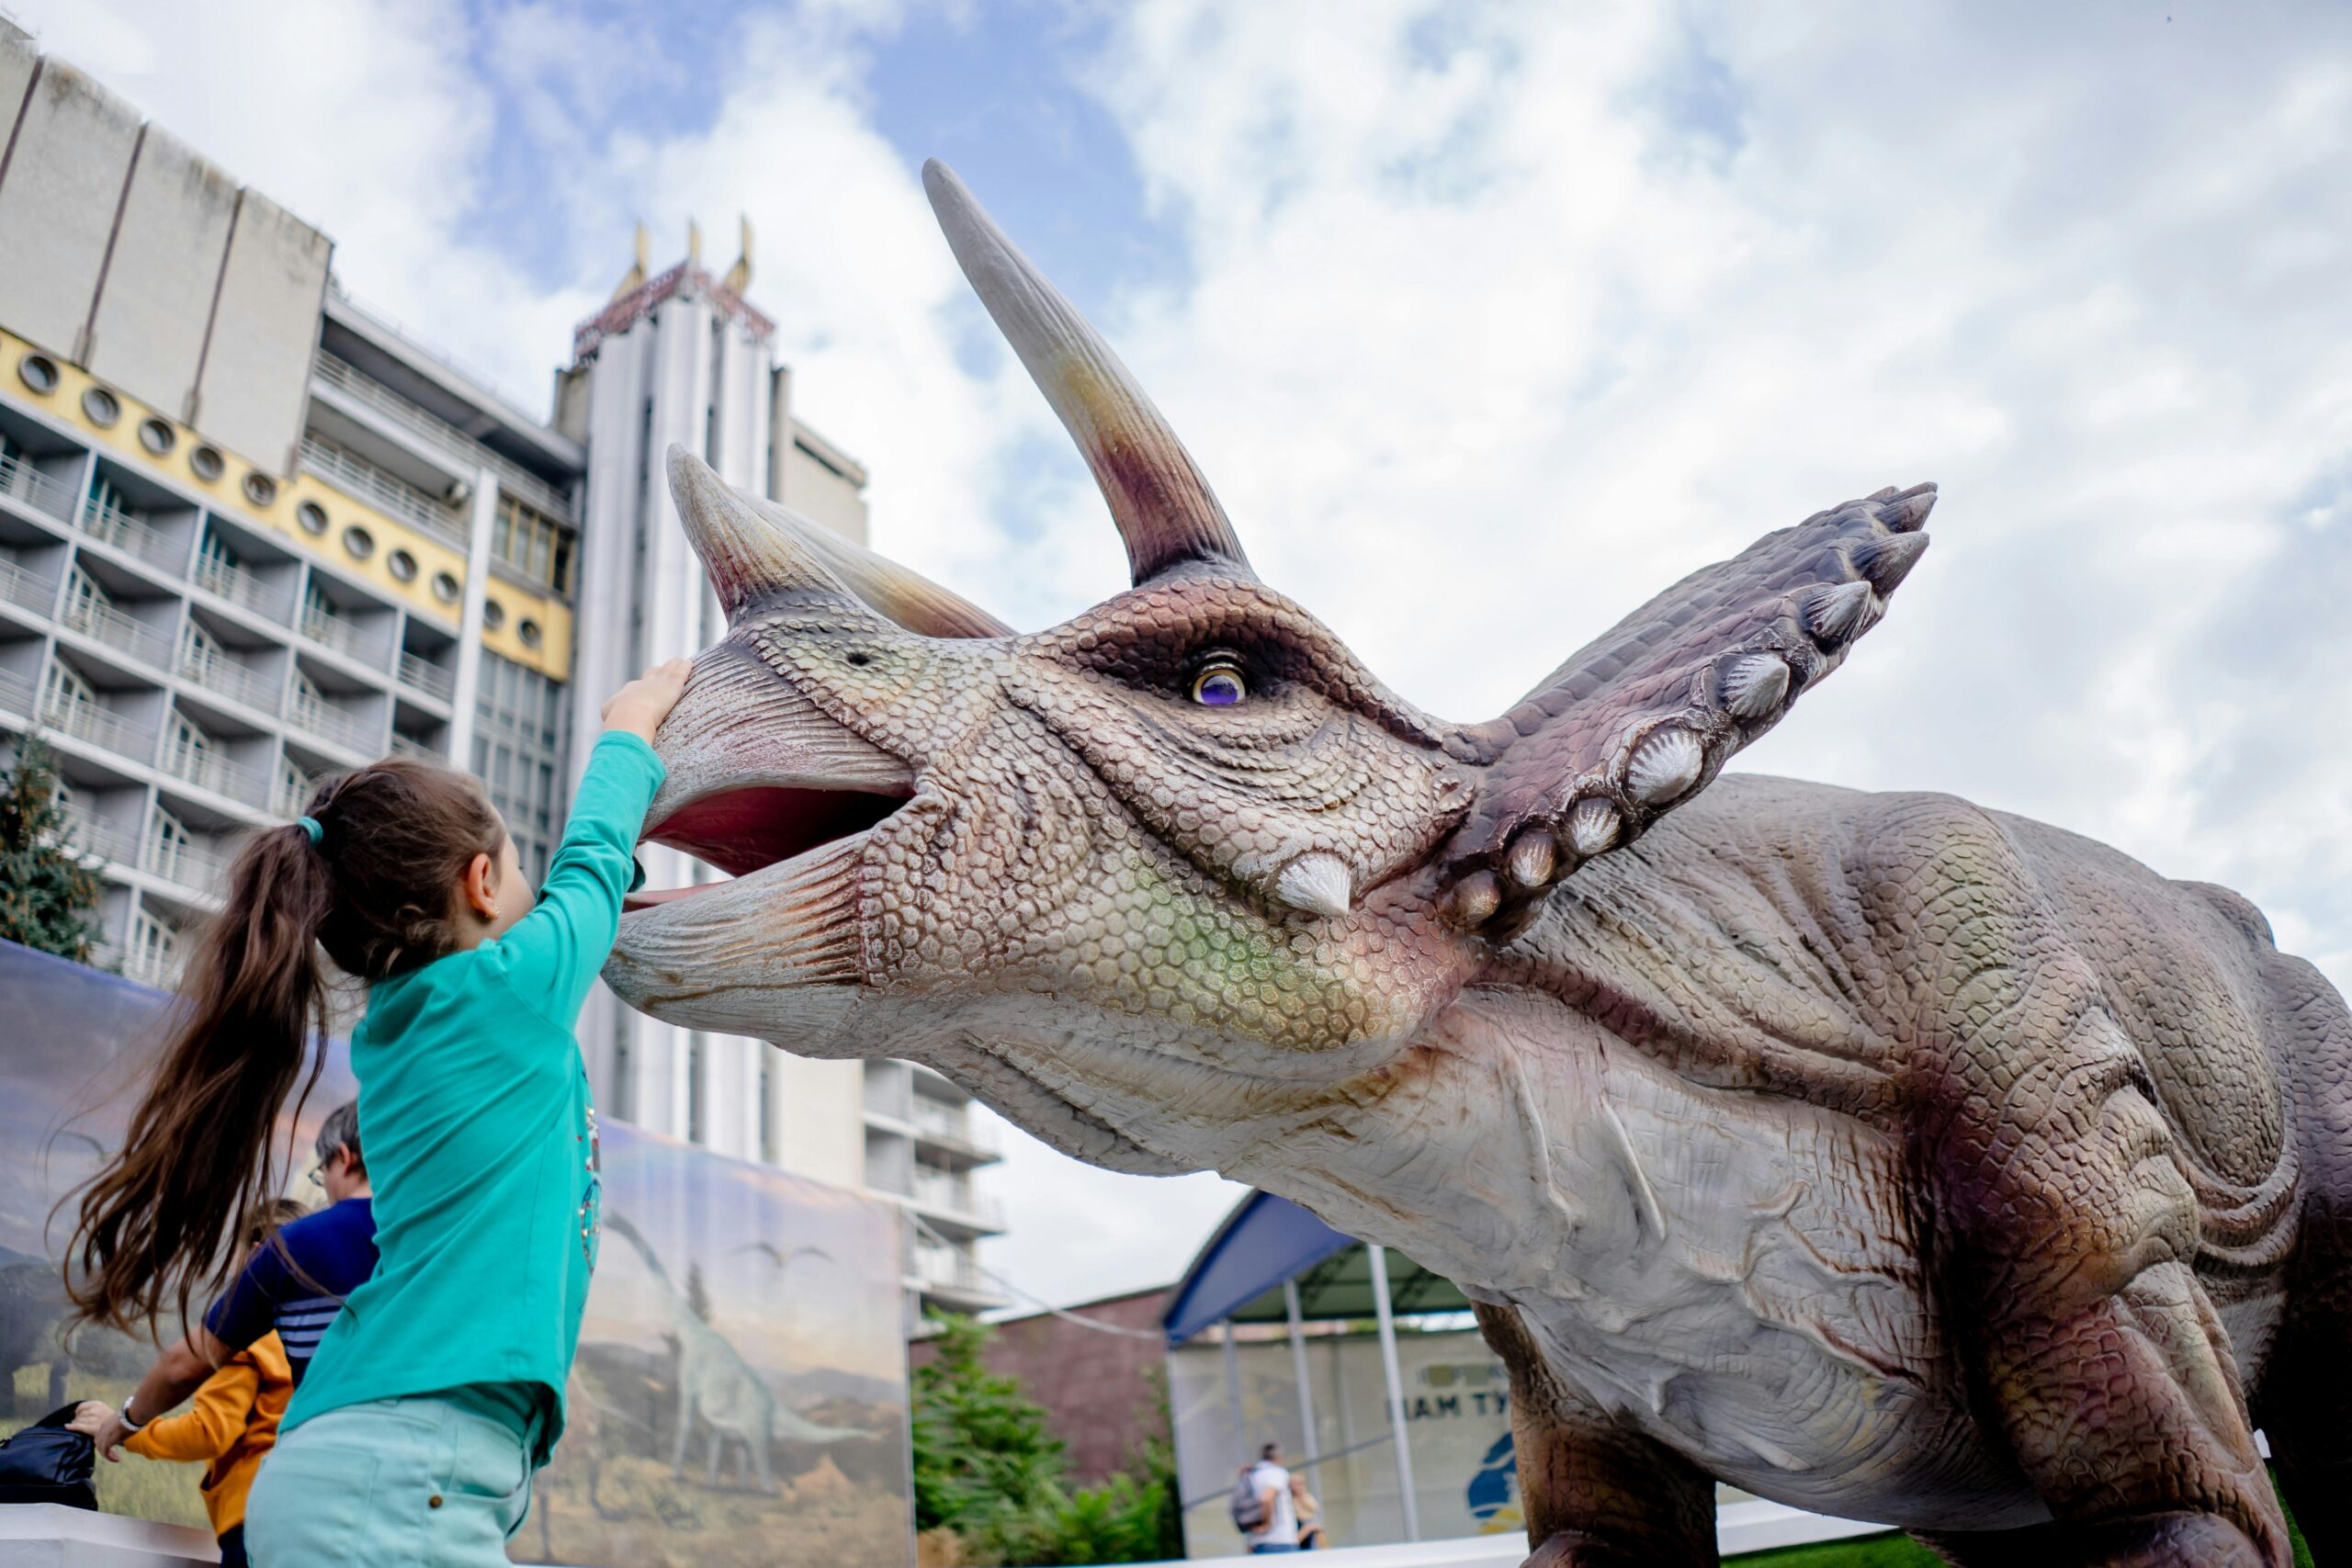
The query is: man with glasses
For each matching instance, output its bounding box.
[84,1103,378,1461]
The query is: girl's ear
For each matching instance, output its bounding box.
[462,851,501,921]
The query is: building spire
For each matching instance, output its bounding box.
[722,216,753,296]
[611,221,650,302]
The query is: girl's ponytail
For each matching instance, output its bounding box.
[66,818,336,1333]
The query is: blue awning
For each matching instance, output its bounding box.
[1159,1190,1353,1346]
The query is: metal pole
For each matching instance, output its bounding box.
[1367,1244,1420,1541]
[1283,1279,1319,1471]
[1221,1318,1246,1461]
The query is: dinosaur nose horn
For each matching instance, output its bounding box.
[667,446,860,619]
[922,159,1253,587]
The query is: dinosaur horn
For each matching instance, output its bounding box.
[668,446,868,620]
[922,159,1251,586]
[748,494,1012,637]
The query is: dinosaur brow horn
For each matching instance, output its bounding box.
[922,158,1252,586]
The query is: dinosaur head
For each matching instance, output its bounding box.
[605,161,1934,1178]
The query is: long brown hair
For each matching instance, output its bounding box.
[65,759,502,1334]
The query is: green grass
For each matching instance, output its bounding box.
[1725,1533,1939,1567]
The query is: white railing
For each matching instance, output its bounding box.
[59,807,138,868]
[0,448,75,521]
[397,649,456,701]
[912,1100,1002,1156]
[177,637,281,716]
[389,732,439,762]
[312,353,575,522]
[161,740,267,808]
[40,692,156,763]
[144,830,229,897]
[78,496,185,573]
[300,601,390,664]
[0,557,57,615]
[298,434,469,546]
[288,691,377,755]
[272,772,312,820]
[120,944,180,990]
[191,553,292,620]
[912,1248,990,1292]
[58,593,175,670]
[911,1180,1007,1231]
[0,666,32,716]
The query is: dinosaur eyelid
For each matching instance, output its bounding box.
[1190,661,1248,706]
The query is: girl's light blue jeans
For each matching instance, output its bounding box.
[245,1393,531,1567]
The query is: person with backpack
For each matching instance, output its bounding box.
[64,659,688,1566]
[1230,1441,1298,1553]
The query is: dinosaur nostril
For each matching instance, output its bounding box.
[846,651,871,667]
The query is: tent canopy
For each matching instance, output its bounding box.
[1160,1190,1468,1346]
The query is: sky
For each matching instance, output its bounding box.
[17,0,2352,1313]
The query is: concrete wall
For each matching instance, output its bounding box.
[0,35,330,475]
[784,424,870,544]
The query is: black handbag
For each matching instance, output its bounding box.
[0,1402,97,1510]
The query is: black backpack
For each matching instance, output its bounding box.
[0,1403,97,1510]
[1228,1466,1268,1533]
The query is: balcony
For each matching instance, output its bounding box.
[312,354,574,523]
[40,691,156,766]
[910,1100,1002,1158]
[389,732,439,762]
[121,944,179,991]
[160,740,267,809]
[144,829,230,898]
[0,666,31,716]
[298,434,468,547]
[288,690,377,756]
[78,495,186,575]
[0,449,74,522]
[177,637,281,716]
[397,649,456,701]
[58,807,138,869]
[191,553,293,621]
[0,557,56,617]
[58,593,175,671]
[910,1178,1007,1233]
[300,601,389,665]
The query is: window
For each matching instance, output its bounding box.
[759,1051,776,1165]
[342,525,374,559]
[165,710,213,778]
[387,548,417,583]
[40,656,100,721]
[198,530,240,576]
[61,564,115,636]
[481,598,505,630]
[517,617,541,649]
[687,1032,707,1145]
[190,446,225,482]
[277,758,311,819]
[128,906,179,988]
[17,354,58,395]
[469,652,570,880]
[138,418,175,456]
[81,388,120,427]
[431,570,460,604]
[89,476,134,525]
[243,472,277,507]
[151,807,192,883]
[296,501,329,535]
[492,495,576,594]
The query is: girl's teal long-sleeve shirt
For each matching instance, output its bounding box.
[283,731,663,1462]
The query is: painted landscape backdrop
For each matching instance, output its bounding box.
[0,939,913,1567]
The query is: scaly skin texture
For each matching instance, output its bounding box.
[605,164,2349,1566]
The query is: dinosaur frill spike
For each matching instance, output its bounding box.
[922,159,1252,587]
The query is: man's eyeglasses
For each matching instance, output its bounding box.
[304,1145,344,1190]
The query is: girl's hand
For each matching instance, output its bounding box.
[601,658,694,745]
[68,1402,129,1461]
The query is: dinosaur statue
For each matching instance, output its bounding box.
[601,1213,863,1494]
[605,162,2349,1567]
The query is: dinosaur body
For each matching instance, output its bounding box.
[605,164,2350,1565]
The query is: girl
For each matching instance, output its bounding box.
[68,659,690,1565]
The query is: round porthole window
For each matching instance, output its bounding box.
[190,446,225,482]
[387,547,418,583]
[296,500,329,535]
[81,387,120,427]
[17,354,58,395]
[242,471,277,507]
[481,598,505,630]
[431,570,460,604]
[343,525,375,559]
[517,617,542,649]
[137,417,176,456]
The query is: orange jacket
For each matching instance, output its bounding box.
[124,1331,292,1537]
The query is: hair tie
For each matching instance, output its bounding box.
[297,816,324,845]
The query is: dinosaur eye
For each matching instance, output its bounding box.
[1190,662,1247,707]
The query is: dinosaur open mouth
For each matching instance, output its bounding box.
[624,782,911,910]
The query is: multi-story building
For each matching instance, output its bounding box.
[0,21,1004,1314]
[556,231,1007,1314]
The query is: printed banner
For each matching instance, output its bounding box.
[0,941,913,1567]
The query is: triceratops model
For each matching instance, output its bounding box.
[607,163,2348,1567]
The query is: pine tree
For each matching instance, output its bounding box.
[0,733,107,964]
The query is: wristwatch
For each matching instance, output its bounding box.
[118,1394,144,1432]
